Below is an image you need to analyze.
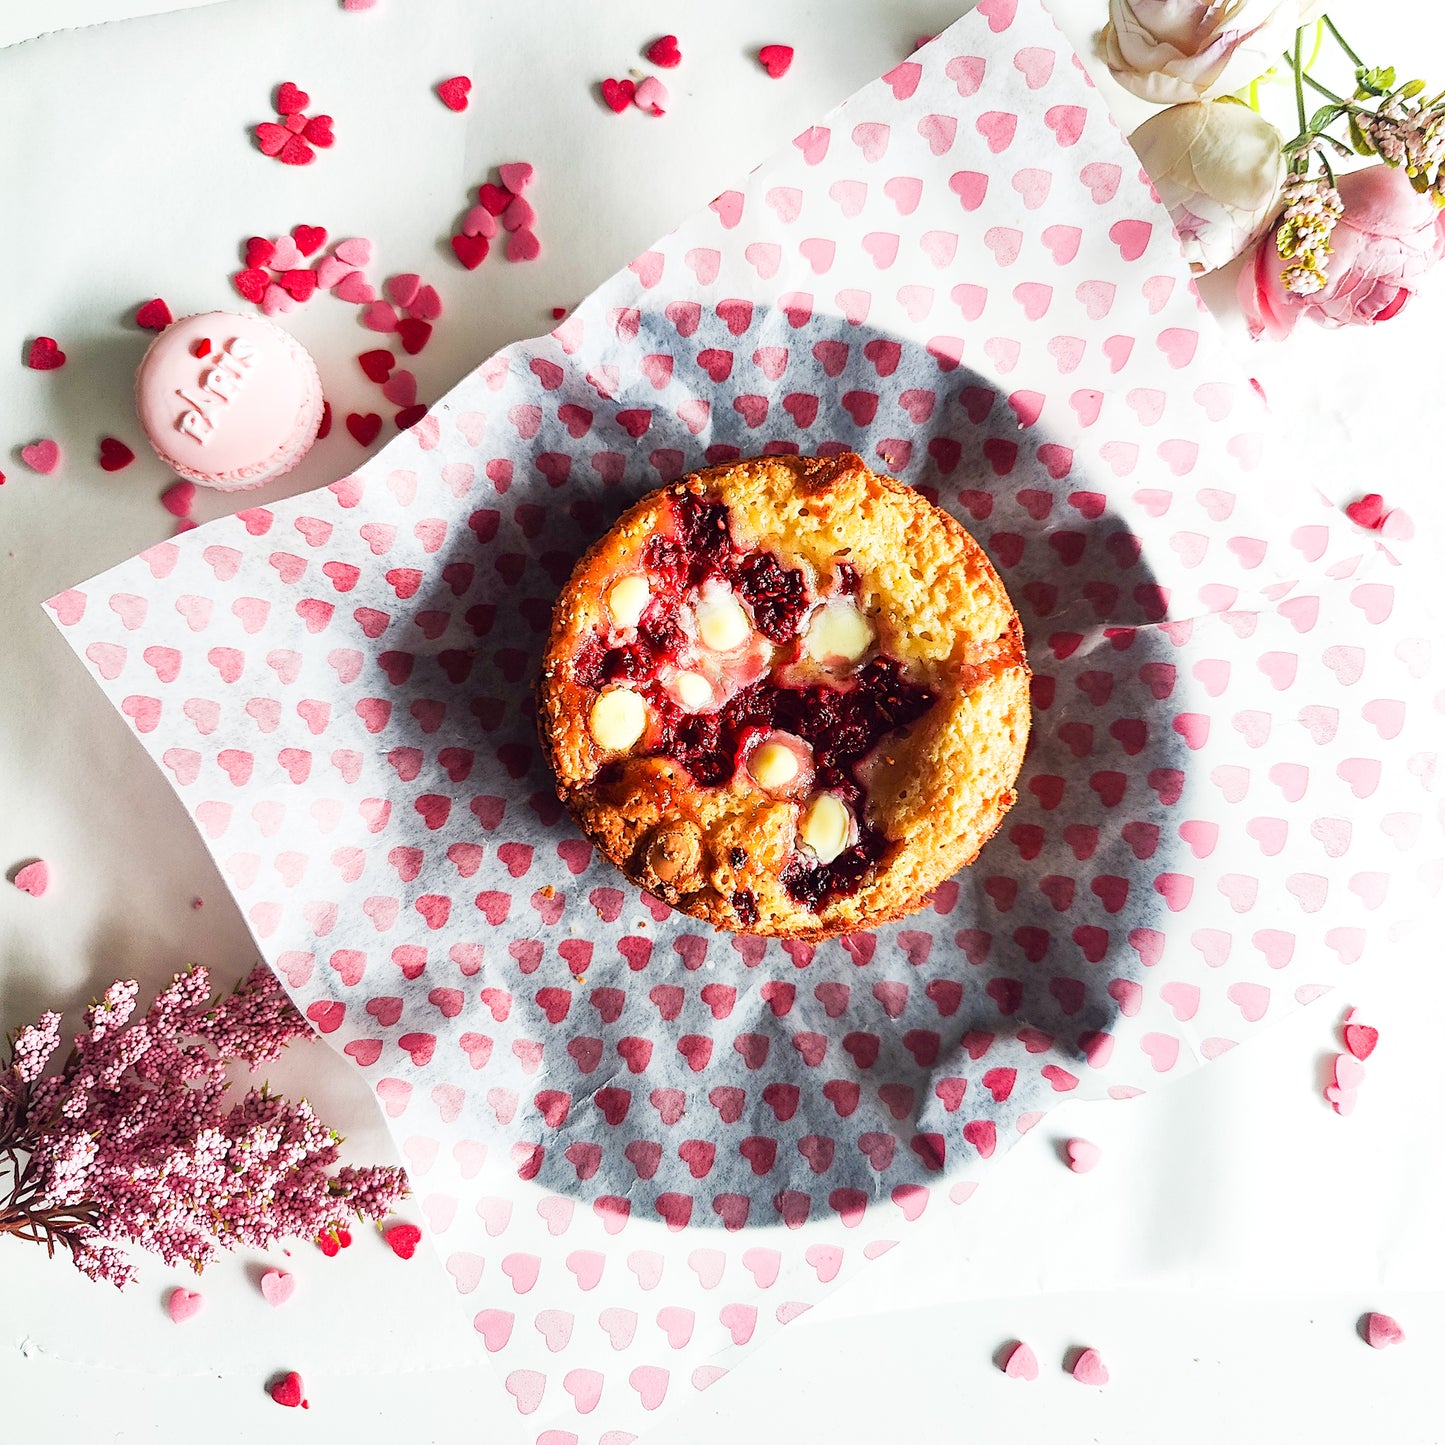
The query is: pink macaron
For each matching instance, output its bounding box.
[135,311,324,490]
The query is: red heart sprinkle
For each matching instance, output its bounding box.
[395,404,428,430]
[190,337,212,358]
[1344,1022,1379,1060]
[279,135,315,166]
[233,268,269,304]
[292,224,327,256]
[336,1228,352,1248]
[275,81,310,114]
[396,318,433,355]
[437,75,471,111]
[254,122,289,156]
[317,399,332,439]
[346,412,382,446]
[26,336,66,370]
[358,349,395,383]
[284,113,307,135]
[303,114,334,147]
[244,236,276,268]
[385,1222,423,1259]
[600,77,636,113]
[98,437,135,472]
[279,269,318,302]
[451,233,489,269]
[551,306,567,319]
[1344,493,1386,530]
[269,1371,306,1408]
[646,34,682,67]
[758,44,794,78]
[316,1231,340,1257]
[478,182,511,215]
[135,298,173,331]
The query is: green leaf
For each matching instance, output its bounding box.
[1354,64,1395,96]
[1409,169,1431,193]
[1309,104,1340,132]
[1348,114,1376,155]
[1402,78,1426,98]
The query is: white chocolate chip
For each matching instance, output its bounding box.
[607,574,651,629]
[805,603,874,667]
[800,793,852,864]
[696,592,752,653]
[672,670,713,710]
[589,688,647,751]
[749,740,799,790]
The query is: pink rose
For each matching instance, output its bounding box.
[1100,0,1325,104]
[1240,165,1445,339]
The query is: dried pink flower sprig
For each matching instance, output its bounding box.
[1,964,407,1287]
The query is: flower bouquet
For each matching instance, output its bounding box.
[1100,2,1445,333]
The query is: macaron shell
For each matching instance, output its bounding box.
[135,312,323,489]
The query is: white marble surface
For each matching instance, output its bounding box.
[2,1,1442,1440]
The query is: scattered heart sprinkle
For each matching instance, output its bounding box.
[268,1370,307,1408]
[1365,1312,1405,1349]
[1064,1137,1101,1173]
[634,76,670,115]
[98,437,135,473]
[601,77,637,112]
[26,336,66,370]
[758,44,795,78]
[161,481,196,518]
[1002,1341,1038,1380]
[1344,493,1386,530]
[645,34,682,68]
[135,298,173,331]
[12,860,50,897]
[20,439,61,475]
[346,412,383,447]
[1071,1347,1109,1385]
[260,1269,296,1307]
[437,75,472,111]
[385,1222,423,1259]
[1344,1020,1379,1061]
[167,1287,204,1324]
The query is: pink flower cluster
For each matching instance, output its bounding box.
[1,965,407,1287]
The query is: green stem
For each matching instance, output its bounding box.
[1323,13,1364,67]
[1293,28,1308,135]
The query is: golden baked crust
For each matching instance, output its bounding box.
[536,452,1030,939]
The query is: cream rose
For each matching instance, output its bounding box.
[1130,99,1286,271]
[1100,0,1326,104]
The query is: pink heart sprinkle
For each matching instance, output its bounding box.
[336,271,378,305]
[314,255,353,289]
[334,237,372,267]
[386,273,422,308]
[167,1288,204,1323]
[634,76,669,115]
[1334,1053,1366,1090]
[1343,1022,1379,1061]
[1002,1341,1038,1380]
[407,284,442,321]
[20,439,60,474]
[362,301,399,332]
[260,1269,296,1307]
[498,162,534,192]
[161,481,196,518]
[506,229,541,263]
[12,860,50,897]
[1365,1312,1404,1348]
[1071,1348,1109,1386]
[461,205,499,239]
[1064,1137,1101,1173]
[1324,1084,1357,1115]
